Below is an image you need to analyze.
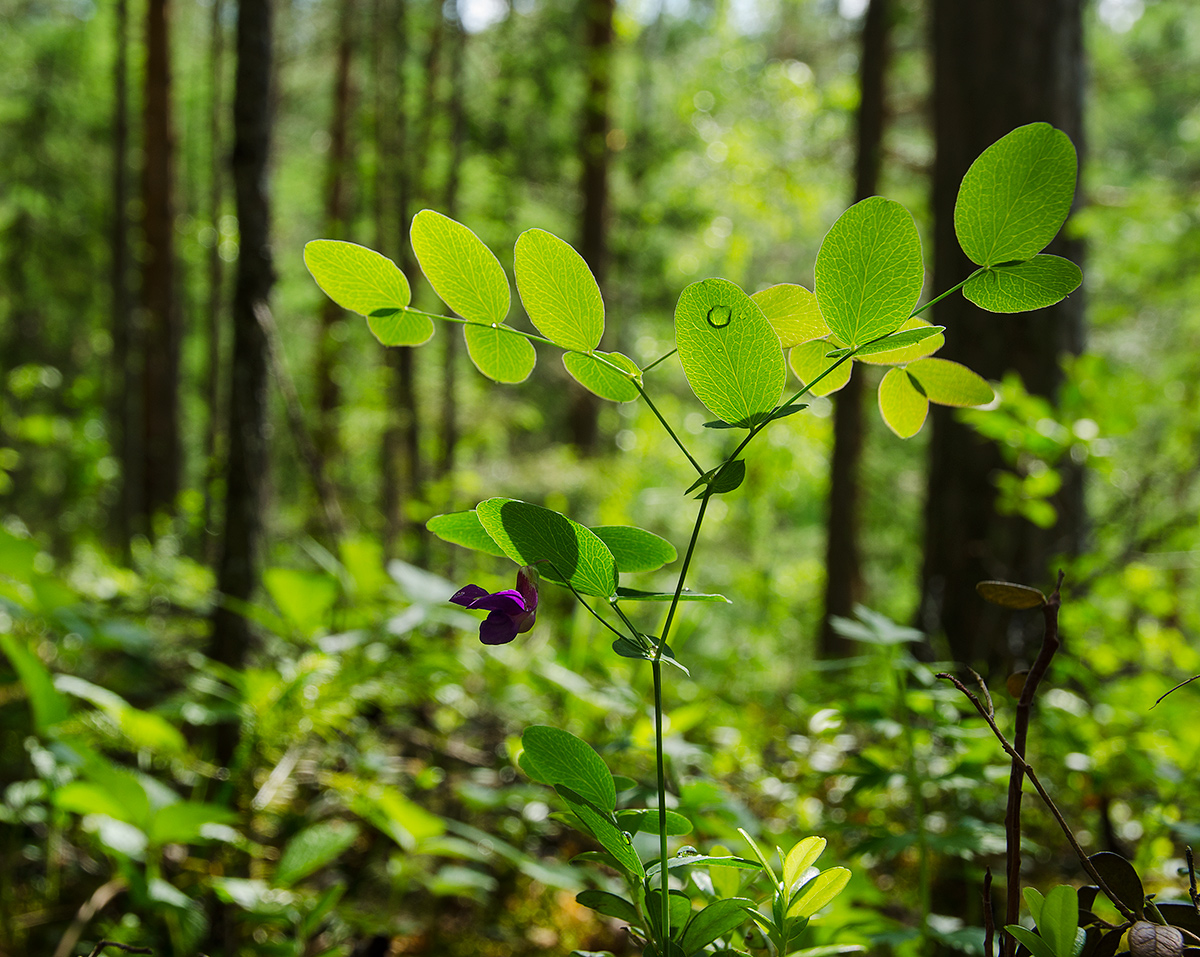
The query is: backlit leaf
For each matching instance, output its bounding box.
[751,283,829,348]
[462,322,536,383]
[410,209,509,323]
[976,581,1046,609]
[476,498,617,598]
[0,633,69,732]
[955,123,1077,266]
[365,308,435,347]
[590,526,676,574]
[304,240,411,315]
[814,197,923,347]
[855,318,945,365]
[784,837,827,892]
[963,255,1083,313]
[275,821,361,887]
[789,340,852,396]
[674,278,786,427]
[426,511,508,558]
[788,867,851,918]
[878,368,928,438]
[906,358,994,407]
[562,350,641,402]
[514,228,604,352]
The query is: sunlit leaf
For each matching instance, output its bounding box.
[963,255,1083,313]
[562,350,641,402]
[788,867,851,918]
[789,340,852,396]
[409,209,509,323]
[521,726,616,812]
[590,525,676,574]
[751,283,829,348]
[514,228,604,352]
[674,277,786,426]
[906,358,994,407]
[426,511,508,558]
[462,322,536,383]
[955,123,1077,266]
[304,240,412,315]
[878,367,929,438]
[814,197,923,347]
[275,820,361,887]
[855,318,945,365]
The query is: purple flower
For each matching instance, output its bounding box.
[450,565,539,645]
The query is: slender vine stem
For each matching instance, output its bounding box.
[635,380,704,474]
[642,347,679,374]
[909,272,977,320]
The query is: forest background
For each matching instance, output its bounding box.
[2,0,1200,954]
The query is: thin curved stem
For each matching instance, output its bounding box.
[642,347,678,374]
[636,380,704,475]
[909,272,977,319]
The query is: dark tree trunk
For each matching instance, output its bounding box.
[922,0,1085,672]
[819,0,893,658]
[315,0,357,474]
[210,0,275,763]
[140,0,182,527]
[568,0,615,453]
[111,0,138,553]
[437,3,466,486]
[202,0,226,561]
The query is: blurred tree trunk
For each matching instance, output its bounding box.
[140,0,182,529]
[921,0,1085,672]
[437,3,466,487]
[381,0,419,556]
[111,0,138,554]
[202,0,226,561]
[210,0,275,763]
[568,0,615,453]
[315,0,357,476]
[819,0,893,658]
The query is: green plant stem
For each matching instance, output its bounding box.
[642,347,678,374]
[653,657,670,950]
[909,272,977,319]
[636,380,703,474]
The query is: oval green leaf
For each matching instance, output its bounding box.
[514,228,604,352]
[522,725,616,812]
[463,323,536,384]
[855,318,945,365]
[674,277,786,427]
[789,340,852,396]
[476,498,617,598]
[976,580,1046,609]
[963,255,1083,313]
[304,240,412,315]
[878,367,929,438]
[576,889,639,925]
[1039,884,1080,957]
[555,785,643,879]
[680,898,756,954]
[410,209,510,323]
[788,867,851,919]
[751,283,829,348]
[562,350,641,402]
[906,358,994,407]
[955,123,1077,266]
[426,510,508,558]
[590,525,676,574]
[784,837,827,892]
[366,308,434,347]
[615,808,692,836]
[814,197,924,347]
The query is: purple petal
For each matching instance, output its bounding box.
[450,584,490,607]
[467,589,526,615]
[479,610,519,645]
[516,566,539,612]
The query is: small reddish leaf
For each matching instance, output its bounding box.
[976,580,1046,609]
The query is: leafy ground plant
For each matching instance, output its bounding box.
[308,121,1081,956]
